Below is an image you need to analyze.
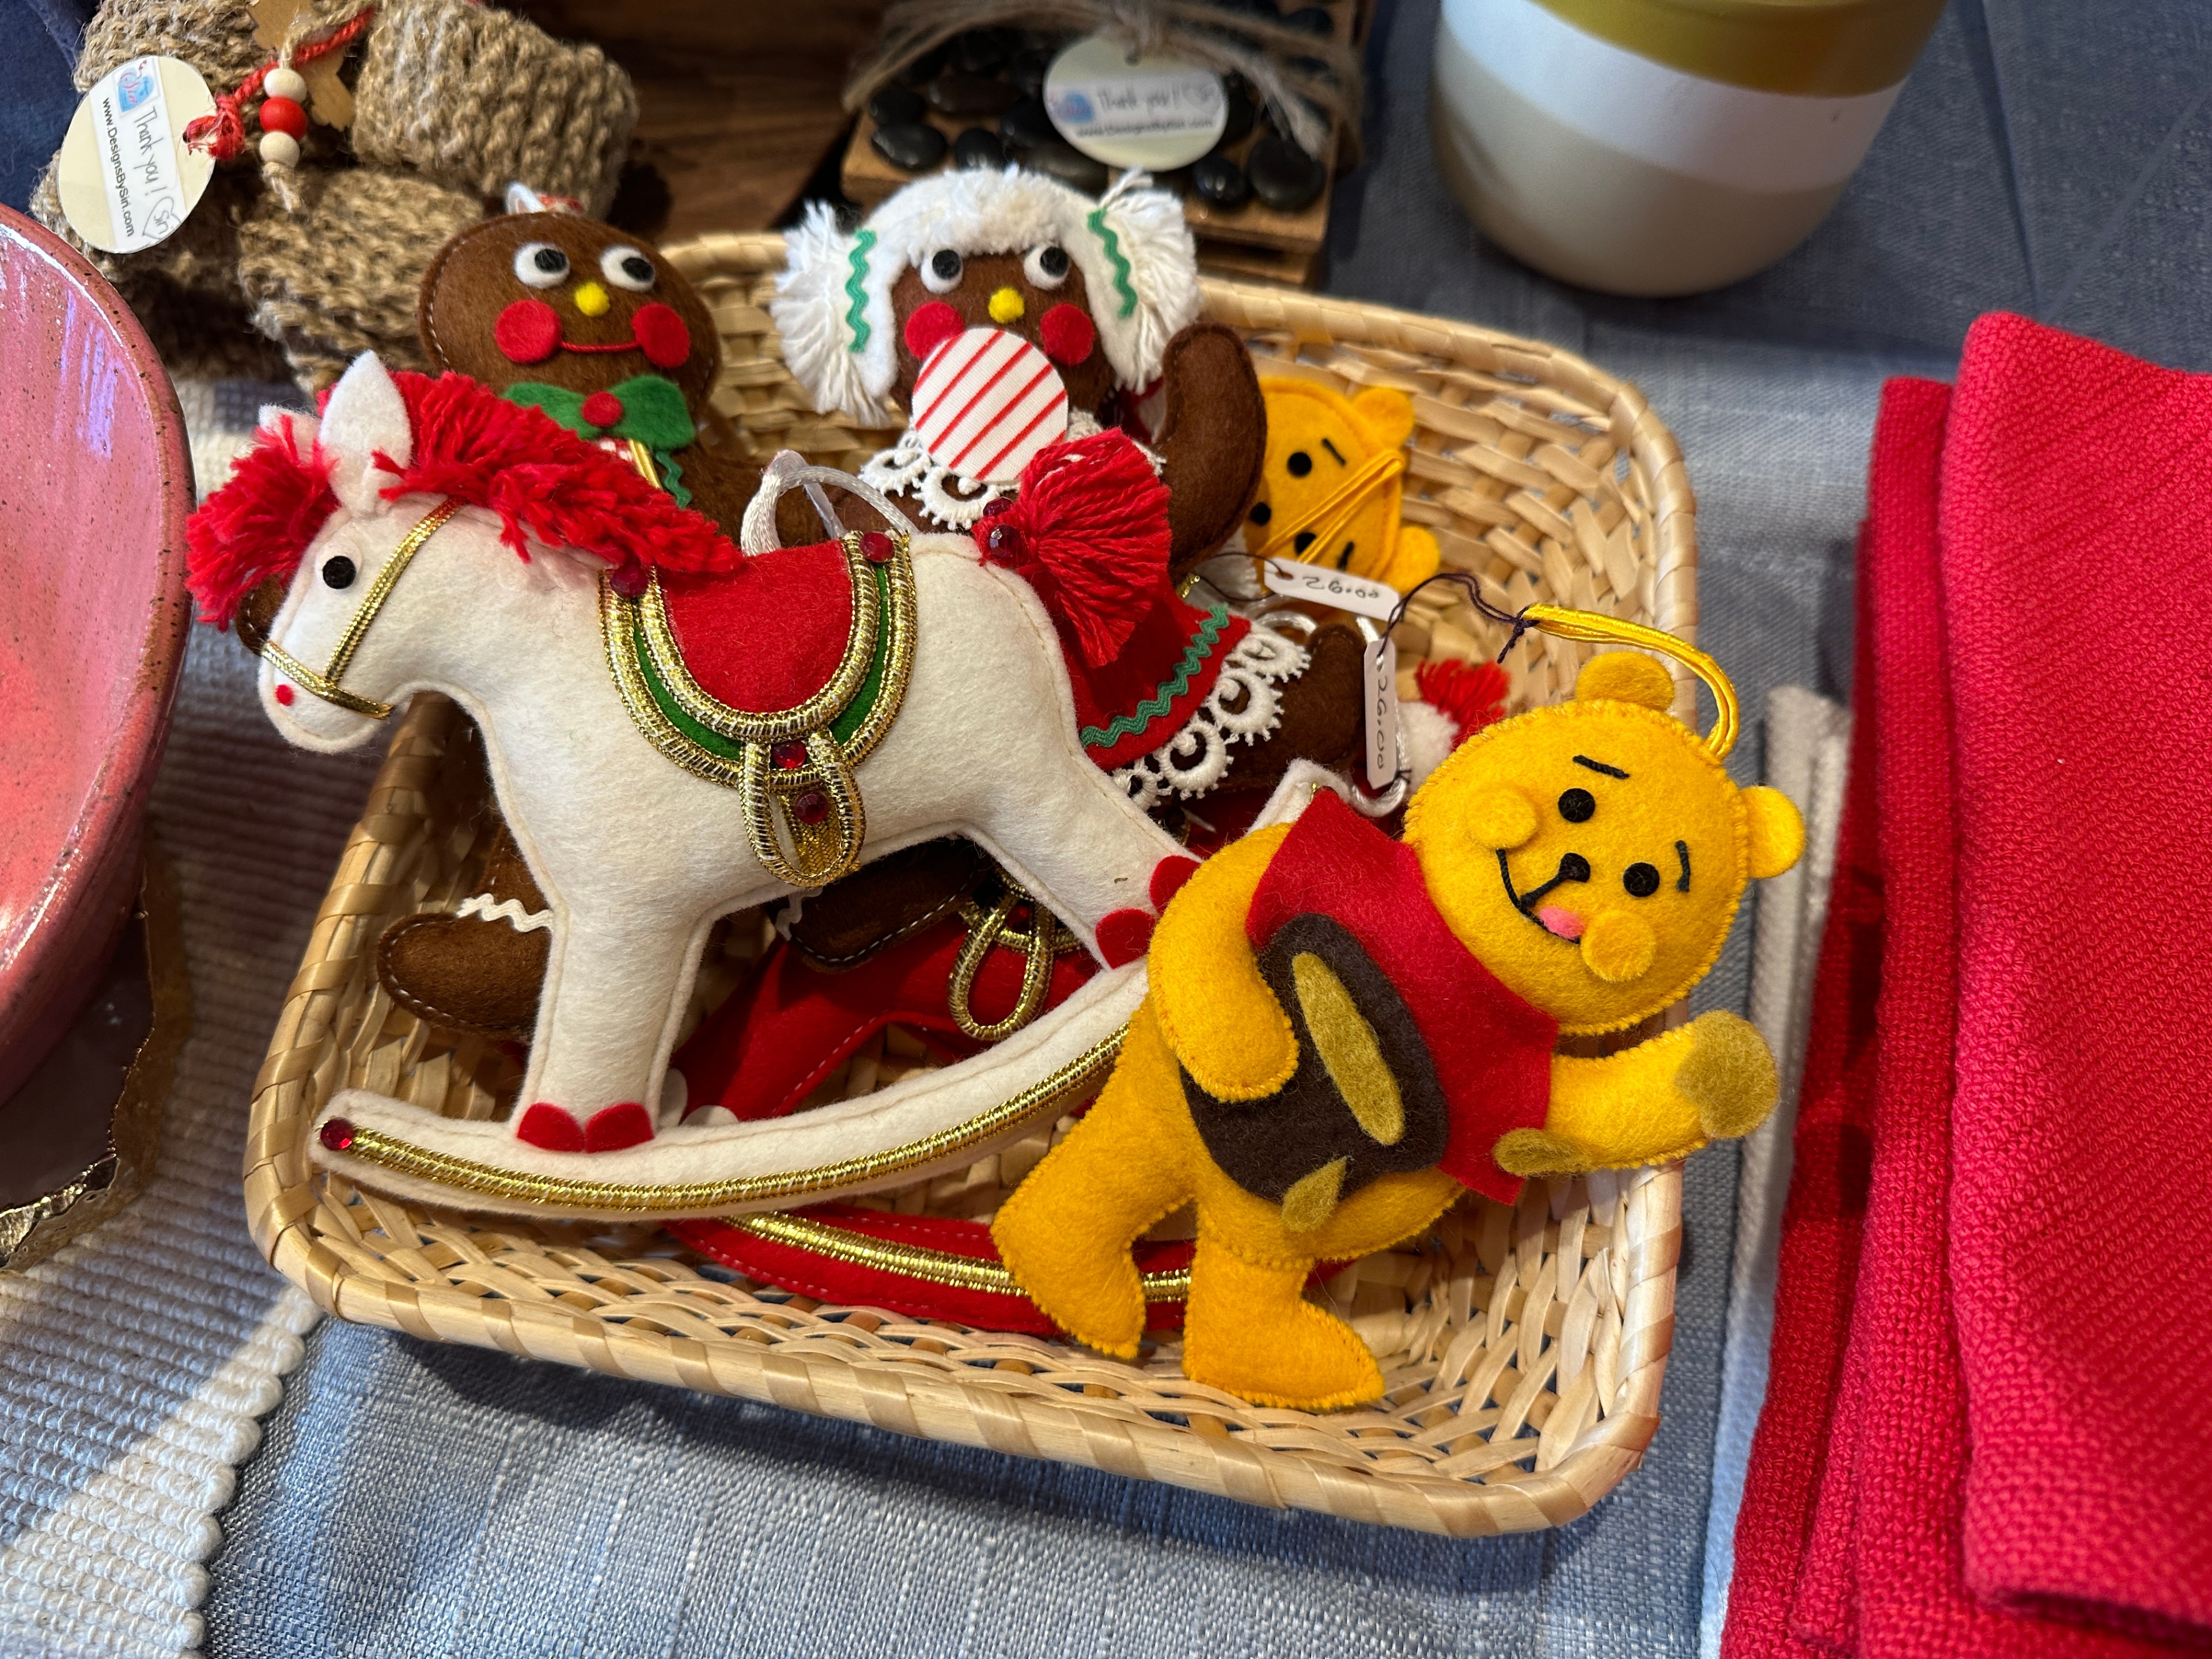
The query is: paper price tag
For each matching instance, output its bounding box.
[1045,35,1227,171]
[1260,558,1402,622]
[55,56,215,255]
[1362,635,1401,790]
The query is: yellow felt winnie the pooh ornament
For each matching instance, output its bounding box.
[1248,378,1442,592]
[994,615,1803,1410]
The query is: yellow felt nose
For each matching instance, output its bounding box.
[988,286,1025,324]
[573,281,611,317]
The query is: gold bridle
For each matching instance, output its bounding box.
[243,500,461,721]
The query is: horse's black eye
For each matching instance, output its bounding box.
[1558,787,1594,823]
[1624,862,1661,897]
[1286,450,1313,477]
[322,556,357,590]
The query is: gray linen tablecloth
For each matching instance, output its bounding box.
[18,0,2200,1650]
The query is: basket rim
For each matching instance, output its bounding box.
[243,255,1698,1535]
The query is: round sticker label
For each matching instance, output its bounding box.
[55,56,216,254]
[1044,34,1227,172]
[911,327,1071,486]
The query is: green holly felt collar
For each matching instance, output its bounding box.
[505,375,696,450]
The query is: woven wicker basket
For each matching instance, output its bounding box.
[243,234,1699,1534]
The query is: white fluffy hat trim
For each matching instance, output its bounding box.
[773,169,1200,426]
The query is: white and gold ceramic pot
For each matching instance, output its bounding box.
[1432,0,1945,296]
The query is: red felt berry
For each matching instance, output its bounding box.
[583,1102,654,1153]
[771,739,808,770]
[1039,303,1096,366]
[903,301,964,366]
[494,297,561,364]
[318,1118,355,1153]
[792,789,830,825]
[258,94,308,139]
[859,531,895,563]
[516,1102,585,1152]
[1095,907,1156,968]
[631,302,691,368]
[579,390,624,429]
[1149,854,1201,911]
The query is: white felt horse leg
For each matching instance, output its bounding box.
[516,903,702,1145]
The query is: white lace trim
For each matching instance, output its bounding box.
[1109,623,1309,812]
[455,892,555,934]
[857,408,1118,531]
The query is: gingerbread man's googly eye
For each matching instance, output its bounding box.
[600,245,657,293]
[921,249,964,295]
[1023,244,1070,289]
[513,243,569,288]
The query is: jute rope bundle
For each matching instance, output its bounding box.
[31,0,635,389]
[243,242,1698,1532]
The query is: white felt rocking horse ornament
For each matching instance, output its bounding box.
[188,353,1194,1219]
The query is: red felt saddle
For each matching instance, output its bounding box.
[654,540,855,714]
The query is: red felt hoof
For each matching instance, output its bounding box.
[631,302,692,369]
[1149,854,1201,912]
[584,1101,654,1152]
[1096,907,1156,968]
[494,298,561,364]
[517,1102,585,1151]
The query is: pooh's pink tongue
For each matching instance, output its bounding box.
[1537,906,1586,940]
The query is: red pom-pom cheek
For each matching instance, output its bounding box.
[1040,304,1096,366]
[495,298,561,364]
[631,302,691,369]
[903,301,964,367]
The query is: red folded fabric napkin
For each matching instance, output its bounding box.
[1940,315,2212,1642]
[1726,316,2212,1659]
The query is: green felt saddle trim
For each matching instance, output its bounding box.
[629,560,893,762]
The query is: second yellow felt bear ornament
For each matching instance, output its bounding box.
[994,637,1804,1410]
[1248,377,1442,592]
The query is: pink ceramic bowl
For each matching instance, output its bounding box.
[0,206,193,1107]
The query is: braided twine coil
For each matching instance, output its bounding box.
[243,236,1700,1535]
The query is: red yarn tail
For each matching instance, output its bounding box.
[980,430,1171,668]
[1415,657,1510,745]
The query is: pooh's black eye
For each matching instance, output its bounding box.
[1623,862,1661,898]
[1249,502,1271,525]
[1286,450,1313,478]
[1558,787,1594,823]
[321,555,357,590]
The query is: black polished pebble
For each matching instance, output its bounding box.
[1219,86,1256,147]
[895,46,946,88]
[1212,0,1281,16]
[1009,48,1052,99]
[1281,6,1334,34]
[1191,154,1251,210]
[998,95,1057,151]
[1248,134,1324,210]
[953,126,1009,169]
[866,84,924,128]
[925,72,1020,118]
[1023,139,1111,195]
[951,29,1010,75]
[872,120,949,172]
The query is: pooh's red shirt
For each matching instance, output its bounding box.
[1244,790,1557,1204]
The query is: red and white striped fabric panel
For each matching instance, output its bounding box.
[910,326,1070,485]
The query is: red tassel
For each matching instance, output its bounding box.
[1416,657,1510,745]
[184,416,337,623]
[978,430,1171,668]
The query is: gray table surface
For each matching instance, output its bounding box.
[197,2,2212,1653]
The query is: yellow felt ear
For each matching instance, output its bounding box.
[1349,385,1416,449]
[1575,652,1675,711]
[1581,910,1657,983]
[1463,784,1539,850]
[1741,785,1806,880]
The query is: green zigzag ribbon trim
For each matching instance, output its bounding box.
[1086,207,1138,319]
[1081,605,1229,750]
[844,228,877,353]
[656,446,691,509]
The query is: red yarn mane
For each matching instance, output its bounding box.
[185,369,741,626]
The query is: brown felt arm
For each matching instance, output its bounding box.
[1150,824,1297,1100]
[1154,321,1267,582]
[1497,1011,1779,1174]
